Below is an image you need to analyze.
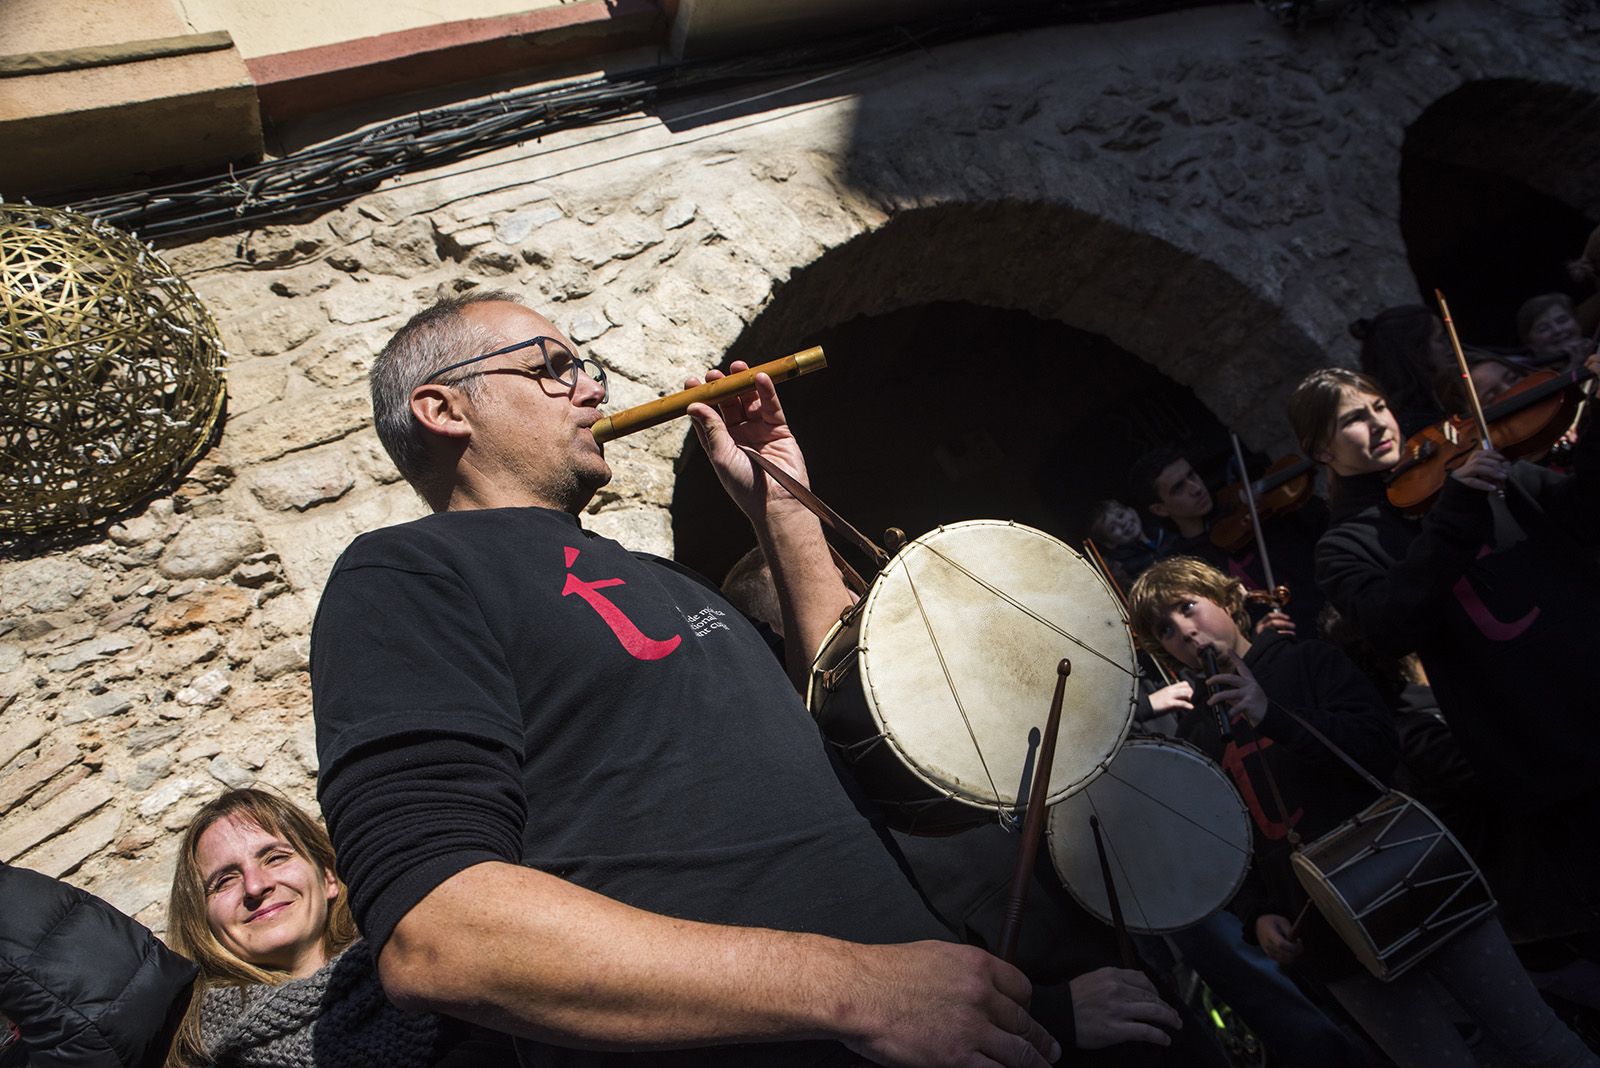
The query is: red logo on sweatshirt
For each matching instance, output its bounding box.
[561,547,682,661]
[1452,546,1538,642]
[1221,731,1303,841]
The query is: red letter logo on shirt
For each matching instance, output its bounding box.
[1452,546,1539,642]
[561,547,682,661]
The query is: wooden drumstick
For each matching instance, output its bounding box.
[1091,814,1138,970]
[590,346,826,443]
[1287,899,1313,941]
[998,658,1071,964]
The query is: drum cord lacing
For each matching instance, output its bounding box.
[918,543,1138,678]
[903,563,1007,811]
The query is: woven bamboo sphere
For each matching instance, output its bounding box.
[1,203,226,536]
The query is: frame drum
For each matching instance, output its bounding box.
[1049,737,1252,934]
[807,520,1135,834]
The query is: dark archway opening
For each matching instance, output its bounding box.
[1401,78,1600,348]
[672,301,1237,584]
[1400,157,1593,348]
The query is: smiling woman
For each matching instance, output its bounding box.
[163,790,506,1068]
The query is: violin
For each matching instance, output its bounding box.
[1211,455,1317,553]
[1385,364,1594,514]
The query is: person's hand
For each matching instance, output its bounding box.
[1147,681,1194,716]
[1252,610,1295,639]
[685,363,808,520]
[841,941,1060,1067]
[1255,915,1304,964]
[1584,348,1600,380]
[1449,447,1508,493]
[1068,968,1180,1050]
[1205,651,1268,727]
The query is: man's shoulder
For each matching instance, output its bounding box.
[333,508,585,576]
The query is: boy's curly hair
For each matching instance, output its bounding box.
[1126,556,1250,670]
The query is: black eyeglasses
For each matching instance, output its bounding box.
[423,336,608,402]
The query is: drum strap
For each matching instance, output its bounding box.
[739,446,891,585]
[1265,701,1390,795]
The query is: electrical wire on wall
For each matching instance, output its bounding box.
[55,3,1248,242]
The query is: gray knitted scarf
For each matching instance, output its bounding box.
[199,941,439,1068]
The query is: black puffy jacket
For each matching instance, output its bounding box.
[0,863,196,1068]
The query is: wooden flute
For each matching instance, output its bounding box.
[590,346,827,444]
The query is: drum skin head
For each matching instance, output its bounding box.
[1049,737,1253,934]
[854,520,1135,814]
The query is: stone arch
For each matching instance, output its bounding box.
[1400,77,1600,345]
[670,200,1327,579]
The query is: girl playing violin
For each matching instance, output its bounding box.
[1287,359,1600,947]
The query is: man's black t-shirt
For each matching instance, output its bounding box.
[311,507,948,1064]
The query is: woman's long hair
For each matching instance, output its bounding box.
[165,789,358,1065]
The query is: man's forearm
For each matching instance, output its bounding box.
[751,501,856,687]
[380,861,864,1047]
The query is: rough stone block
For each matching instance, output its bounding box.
[175,669,231,708]
[127,753,175,792]
[96,845,177,919]
[28,764,88,808]
[0,716,48,770]
[0,558,97,614]
[224,384,370,466]
[151,630,224,678]
[148,586,253,635]
[137,777,203,819]
[16,806,121,879]
[178,740,223,764]
[253,639,311,681]
[60,691,135,726]
[124,723,184,756]
[224,303,320,358]
[208,754,254,789]
[0,778,114,861]
[495,206,564,245]
[663,199,698,230]
[159,519,265,580]
[45,635,135,674]
[567,308,613,344]
[0,737,80,815]
[0,642,23,674]
[292,330,382,389]
[249,451,356,512]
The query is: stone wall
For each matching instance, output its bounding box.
[0,0,1592,932]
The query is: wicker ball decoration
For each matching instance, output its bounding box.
[1,203,226,536]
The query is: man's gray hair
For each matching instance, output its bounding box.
[369,288,520,492]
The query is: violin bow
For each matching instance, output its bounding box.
[1085,538,1173,687]
[1434,290,1495,450]
[1227,433,1288,607]
[1435,289,1506,499]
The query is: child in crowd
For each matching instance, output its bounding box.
[1124,445,1320,637]
[1085,498,1167,589]
[1126,556,1597,1068]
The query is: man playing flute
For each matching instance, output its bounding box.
[309,289,1064,1067]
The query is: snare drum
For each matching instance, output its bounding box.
[807,520,1135,834]
[1048,736,1253,934]
[1292,791,1496,981]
